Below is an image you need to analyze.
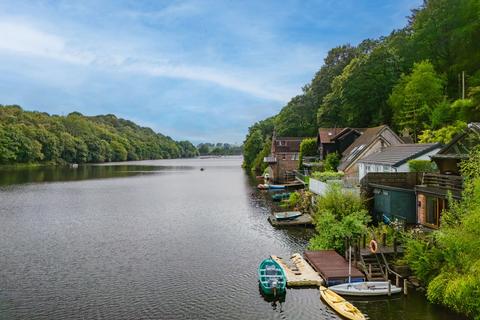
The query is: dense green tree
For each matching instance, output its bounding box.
[389,61,445,140]
[242,129,264,170]
[0,105,197,164]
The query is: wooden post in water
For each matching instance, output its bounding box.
[368,264,372,279]
[388,280,392,296]
[396,274,400,287]
[403,279,408,295]
[363,235,366,248]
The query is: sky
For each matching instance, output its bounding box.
[0,0,422,144]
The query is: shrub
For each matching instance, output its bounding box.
[324,152,340,171]
[298,138,317,168]
[309,184,370,252]
[311,170,344,182]
[408,159,437,172]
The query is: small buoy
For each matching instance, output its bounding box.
[200,168,204,171]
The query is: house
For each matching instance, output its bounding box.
[357,143,442,180]
[317,127,363,160]
[264,134,306,183]
[337,125,405,183]
[415,123,480,228]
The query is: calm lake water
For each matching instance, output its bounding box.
[0,157,465,320]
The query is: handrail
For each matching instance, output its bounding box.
[369,229,403,280]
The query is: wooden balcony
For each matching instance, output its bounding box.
[416,173,464,199]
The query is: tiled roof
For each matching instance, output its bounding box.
[338,125,401,171]
[358,143,441,167]
[274,137,305,153]
[318,128,347,144]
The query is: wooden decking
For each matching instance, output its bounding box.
[271,253,323,287]
[304,250,365,286]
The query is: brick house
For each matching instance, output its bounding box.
[264,134,306,183]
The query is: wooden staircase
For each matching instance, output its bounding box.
[359,252,387,281]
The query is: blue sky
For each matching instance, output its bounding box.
[0,0,421,144]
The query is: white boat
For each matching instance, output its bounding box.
[329,281,402,296]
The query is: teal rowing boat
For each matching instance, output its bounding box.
[271,192,291,201]
[258,257,286,296]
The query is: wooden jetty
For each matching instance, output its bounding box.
[304,250,365,286]
[271,253,323,287]
[268,214,314,227]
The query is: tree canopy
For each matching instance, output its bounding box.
[0,105,198,164]
[243,0,480,166]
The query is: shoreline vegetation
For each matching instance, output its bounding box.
[244,1,480,318]
[0,104,199,165]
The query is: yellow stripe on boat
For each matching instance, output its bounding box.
[320,286,366,320]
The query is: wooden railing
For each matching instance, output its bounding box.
[422,173,464,192]
[293,170,309,184]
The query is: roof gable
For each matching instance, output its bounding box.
[338,125,404,171]
[318,128,346,144]
[358,143,441,167]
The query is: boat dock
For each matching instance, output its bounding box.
[271,253,323,287]
[268,214,314,227]
[304,250,365,286]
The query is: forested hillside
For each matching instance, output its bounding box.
[0,105,198,164]
[243,0,480,172]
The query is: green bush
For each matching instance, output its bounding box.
[408,159,437,172]
[324,152,340,171]
[402,146,480,318]
[298,138,317,168]
[311,170,344,182]
[309,184,370,252]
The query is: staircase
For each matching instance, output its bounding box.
[360,253,387,281]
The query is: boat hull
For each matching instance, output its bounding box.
[274,211,302,220]
[329,281,402,296]
[320,286,366,320]
[258,258,286,296]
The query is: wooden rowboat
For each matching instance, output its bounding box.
[258,258,286,296]
[274,211,302,221]
[320,286,366,320]
[329,281,402,296]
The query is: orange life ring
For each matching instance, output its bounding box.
[369,240,378,254]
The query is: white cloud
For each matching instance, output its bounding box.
[0,21,94,65]
[0,19,291,102]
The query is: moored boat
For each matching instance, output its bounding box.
[257,184,286,190]
[274,211,302,221]
[329,281,401,296]
[258,258,286,296]
[271,192,291,201]
[320,286,366,320]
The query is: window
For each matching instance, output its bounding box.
[383,165,390,172]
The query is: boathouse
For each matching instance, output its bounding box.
[264,134,307,183]
[415,123,480,228]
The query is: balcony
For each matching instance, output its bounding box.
[416,173,464,199]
